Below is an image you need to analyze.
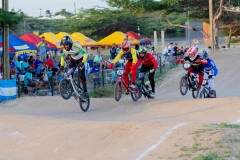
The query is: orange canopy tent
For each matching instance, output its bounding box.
[97,31,140,46]
[56,32,79,44]
[71,32,97,47]
[40,32,62,49]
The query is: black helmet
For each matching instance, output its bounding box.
[60,36,73,51]
[139,47,147,59]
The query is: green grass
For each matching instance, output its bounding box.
[196,152,223,160]
[219,122,240,129]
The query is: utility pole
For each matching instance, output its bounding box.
[2,0,10,79]
[74,2,77,15]
[40,8,42,17]
[209,0,214,50]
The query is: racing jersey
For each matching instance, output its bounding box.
[183,55,205,71]
[203,58,218,76]
[135,52,158,69]
[112,48,137,65]
[62,43,88,62]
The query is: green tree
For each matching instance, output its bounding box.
[106,0,240,49]
[0,9,23,27]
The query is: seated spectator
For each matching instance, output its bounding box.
[28,55,35,69]
[24,67,37,94]
[34,55,41,69]
[22,55,30,71]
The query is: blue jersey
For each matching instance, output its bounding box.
[203,58,218,76]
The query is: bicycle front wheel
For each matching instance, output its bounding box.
[79,94,90,112]
[131,84,141,101]
[199,89,207,98]
[114,82,122,101]
[192,84,199,99]
[59,79,73,100]
[180,75,188,95]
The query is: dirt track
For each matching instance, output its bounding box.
[0,48,240,160]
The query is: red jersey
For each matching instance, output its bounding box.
[136,53,158,69]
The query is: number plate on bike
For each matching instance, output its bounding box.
[183,63,191,69]
[117,70,124,76]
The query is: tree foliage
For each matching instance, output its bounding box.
[0,9,23,27]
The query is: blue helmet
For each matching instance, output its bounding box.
[202,51,209,59]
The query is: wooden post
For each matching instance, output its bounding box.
[209,0,214,50]
[3,0,10,79]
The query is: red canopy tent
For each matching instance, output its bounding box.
[0,42,15,57]
[19,33,57,51]
[126,31,152,45]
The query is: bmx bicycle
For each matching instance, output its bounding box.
[114,69,141,102]
[199,70,217,98]
[138,72,154,99]
[179,62,200,99]
[59,67,90,112]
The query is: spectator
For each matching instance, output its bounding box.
[168,42,175,55]
[34,55,41,69]
[10,58,16,78]
[24,67,37,94]
[84,61,90,76]
[151,46,156,54]
[101,54,106,70]
[46,54,54,69]
[15,55,24,74]
[28,55,35,69]
[37,36,48,62]
[93,50,102,67]
[110,43,117,60]
[173,43,178,56]
[91,62,101,91]
[22,55,30,71]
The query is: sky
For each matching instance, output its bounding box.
[1,0,109,17]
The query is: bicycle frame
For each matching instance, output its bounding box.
[117,73,131,93]
[64,68,81,98]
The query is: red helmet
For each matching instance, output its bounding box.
[121,40,131,54]
[187,47,198,60]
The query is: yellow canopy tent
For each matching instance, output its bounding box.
[56,32,79,44]
[97,31,140,46]
[71,32,97,47]
[40,32,62,49]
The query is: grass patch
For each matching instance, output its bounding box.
[196,152,223,160]
[89,85,115,98]
[219,122,240,129]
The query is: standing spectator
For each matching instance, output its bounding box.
[91,62,101,91]
[93,50,102,67]
[84,61,90,76]
[110,43,117,60]
[37,36,48,62]
[28,55,35,69]
[101,54,106,70]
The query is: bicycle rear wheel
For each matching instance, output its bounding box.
[114,82,122,101]
[131,84,141,101]
[79,94,90,112]
[180,75,188,95]
[59,79,73,100]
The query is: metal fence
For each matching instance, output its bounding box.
[16,54,179,98]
